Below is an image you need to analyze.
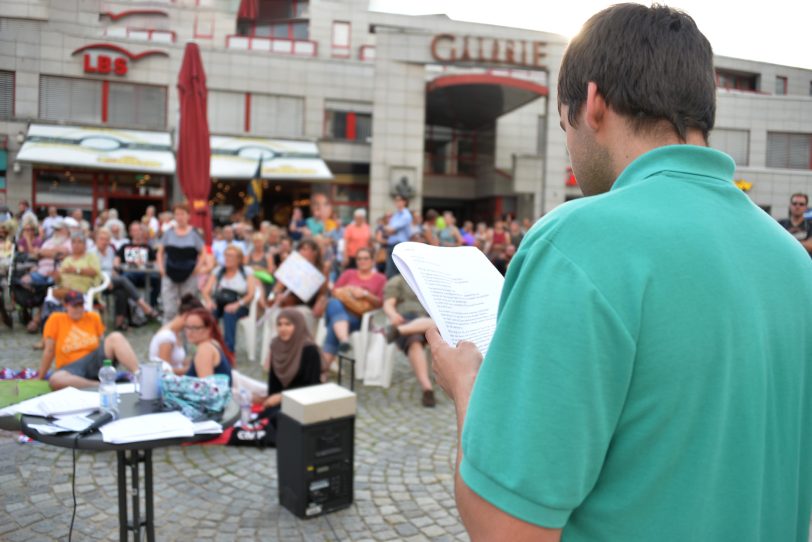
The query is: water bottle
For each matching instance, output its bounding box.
[98,359,119,415]
[239,389,252,427]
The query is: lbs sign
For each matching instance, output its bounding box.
[84,53,128,76]
[72,43,168,77]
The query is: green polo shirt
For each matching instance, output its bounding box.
[460,145,812,540]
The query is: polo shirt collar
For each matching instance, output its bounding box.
[611,145,736,191]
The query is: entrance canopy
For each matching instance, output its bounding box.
[17,123,175,174]
[426,73,548,129]
[210,135,333,180]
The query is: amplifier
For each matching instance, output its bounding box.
[277,413,354,518]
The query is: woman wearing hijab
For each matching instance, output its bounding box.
[260,308,322,411]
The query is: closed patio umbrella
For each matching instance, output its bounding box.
[176,42,213,245]
[238,0,259,21]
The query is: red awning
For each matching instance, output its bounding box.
[176,42,213,245]
[237,0,259,21]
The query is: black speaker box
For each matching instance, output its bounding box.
[276,412,354,518]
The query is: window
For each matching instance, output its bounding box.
[715,69,758,91]
[425,125,478,176]
[39,76,102,124]
[239,0,309,40]
[809,80,812,96]
[107,82,167,129]
[331,21,350,58]
[766,132,812,170]
[0,70,13,119]
[775,76,787,95]
[250,94,304,137]
[208,90,245,134]
[39,75,166,129]
[324,101,372,142]
[709,128,749,166]
[208,90,304,137]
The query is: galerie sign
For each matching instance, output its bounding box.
[72,43,168,76]
[430,34,546,68]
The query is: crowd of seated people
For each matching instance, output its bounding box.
[4,196,536,407]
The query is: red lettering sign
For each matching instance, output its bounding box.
[430,34,547,68]
[83,53,128,76]
[114,57,127,75]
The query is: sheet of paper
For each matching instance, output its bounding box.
[193,420,223,434]
[393,242,505,357]
[51,414,94,432]
[116,383,136,394]
[273,250,325,303]
[99,411,195,444]
[14,387,100,417]
[28,424,71,435]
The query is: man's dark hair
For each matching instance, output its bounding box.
[790,193,808,205]
[558,3,716,141]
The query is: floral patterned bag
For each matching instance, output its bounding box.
[161,374,231,421]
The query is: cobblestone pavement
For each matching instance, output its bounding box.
[0,321,469,541]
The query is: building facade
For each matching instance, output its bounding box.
[0,0,810,227]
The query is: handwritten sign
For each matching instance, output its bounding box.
[273,250,325,303]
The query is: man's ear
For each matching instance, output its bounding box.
[584,81,607,132]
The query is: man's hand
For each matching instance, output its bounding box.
[426,327,482,404]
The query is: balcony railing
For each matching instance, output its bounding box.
[104,27,176,44]
[226,35,317,57]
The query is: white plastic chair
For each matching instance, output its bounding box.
[237,288,262,362]
[45,271,111,313]
[353,309,385,379]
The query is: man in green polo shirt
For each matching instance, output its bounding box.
[428,4,812,541]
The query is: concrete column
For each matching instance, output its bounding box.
[368,53,426,222]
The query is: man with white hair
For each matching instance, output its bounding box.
[342,208,371,269]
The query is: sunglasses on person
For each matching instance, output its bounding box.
[183,324,207,332]
[791,201,807,206]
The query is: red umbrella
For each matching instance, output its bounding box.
[176,42,212,245]
[237,0,259,20]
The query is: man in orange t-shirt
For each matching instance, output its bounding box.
[39,291,140,390]
[342,208,371,269]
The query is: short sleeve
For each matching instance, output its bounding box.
[92,312,105,336]
[382,277,399,301]
[335,270,351,289]
[460,237,636,528]
[43,313,60,341]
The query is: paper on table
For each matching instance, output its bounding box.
[100,411,195,444]
[193,420,223,435]
[13,387,99,417]
[51,414,94,432]
[28,424,71,435]
[392,242,504,357]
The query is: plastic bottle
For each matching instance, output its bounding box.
[239,389,252,427]
[98,359,119,414]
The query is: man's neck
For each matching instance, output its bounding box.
[603,116,707,182]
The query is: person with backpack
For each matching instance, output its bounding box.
[201,244,258,355]
[155,203,205,322]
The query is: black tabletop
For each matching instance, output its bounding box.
[20,393,239,451]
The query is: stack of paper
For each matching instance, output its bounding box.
[3,387,99,417]
[393,242,504,356]
[100,411,195,444]
[193,420,223,435]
